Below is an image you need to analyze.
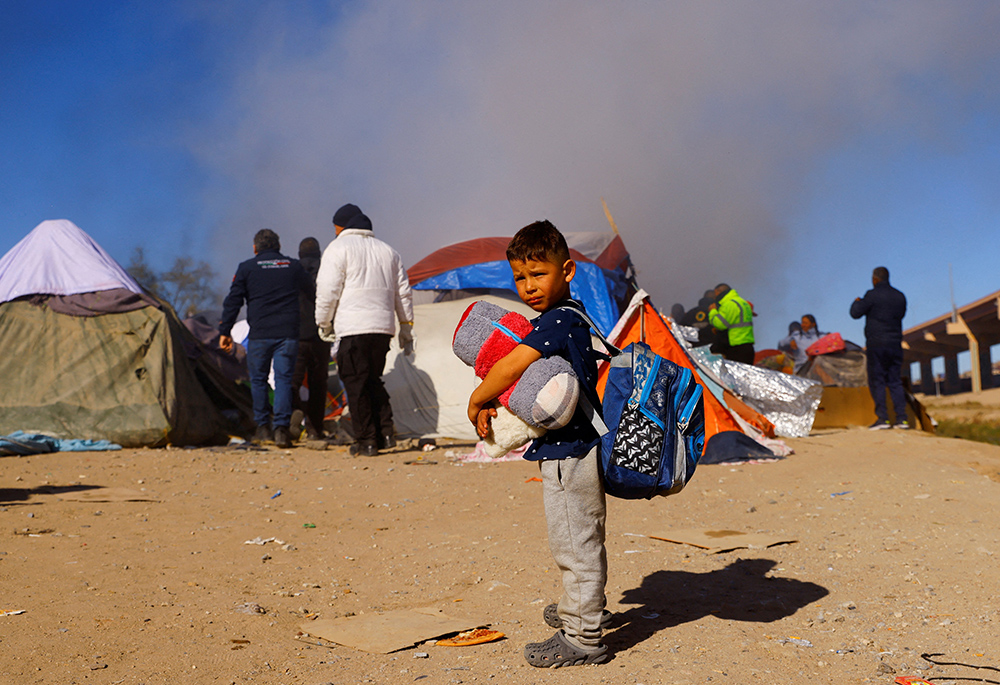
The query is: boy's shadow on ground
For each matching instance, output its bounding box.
[606,558,828,653]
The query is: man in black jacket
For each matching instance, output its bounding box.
[219,229,308,448]
[850,266,908,429]
[291,237,330,441]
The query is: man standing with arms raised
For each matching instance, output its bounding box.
[851,266,909,429]
[315,204,414,456]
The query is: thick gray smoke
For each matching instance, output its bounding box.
[189,1,1000,342]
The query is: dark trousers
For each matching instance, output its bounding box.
[725,343,756,365]
[337,334,393,445]
[292,336,332,434]
[867,346,907,423]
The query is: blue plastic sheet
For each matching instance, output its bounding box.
[0,431,122,456]
[412,260,627,335]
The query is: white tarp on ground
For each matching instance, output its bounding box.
[383,293,536,440]
[0,219,143,303]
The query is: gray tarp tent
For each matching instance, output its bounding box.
[0,220,252,446]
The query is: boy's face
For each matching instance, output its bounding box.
[509,257,575,313]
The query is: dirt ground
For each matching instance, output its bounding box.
[3,415,1000,684]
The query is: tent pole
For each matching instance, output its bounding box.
[601,198,620,235]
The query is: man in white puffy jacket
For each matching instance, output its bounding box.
[315,204,414,456]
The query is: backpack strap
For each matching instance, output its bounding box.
[555,303,617,437]
[578,393,609,436]
[556,304,622,357]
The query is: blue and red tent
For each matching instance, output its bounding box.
[406,232,635,335]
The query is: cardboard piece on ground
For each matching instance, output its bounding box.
[649,528,797,554]
[53,488,157,503]
[300,607,490,654]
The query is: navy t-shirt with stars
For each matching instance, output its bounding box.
[519,299,604,461]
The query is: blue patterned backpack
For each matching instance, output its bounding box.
[563,307,706,500]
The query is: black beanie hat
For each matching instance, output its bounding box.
[333,203,362,228]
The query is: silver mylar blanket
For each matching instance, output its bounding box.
[686,345,823,438]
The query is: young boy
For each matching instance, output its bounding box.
[467,220,610,668]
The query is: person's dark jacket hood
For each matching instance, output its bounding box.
[344,212,372,231]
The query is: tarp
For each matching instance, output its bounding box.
[0,219,144,303]
[595,290,795,456]
[0,297,250,446]
[688,347,822,438]
[383,293,537,440]
[596,291,749,444]
[0,431,121,456]
[0,220,253,446]
[406,233,634,336]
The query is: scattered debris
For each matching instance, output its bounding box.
[244,536,285,546]
[437,629,505,650]
[778,637,813,647]
[404,457,437,466]
[234,602,267,615]
[649,528,797,553]
[0,609,26,617]
[300,607,491,654]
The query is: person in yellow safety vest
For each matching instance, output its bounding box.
[707,283,756,365]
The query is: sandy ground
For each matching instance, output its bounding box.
[3,422,1000,684]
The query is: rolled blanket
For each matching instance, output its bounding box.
[453,300,580,431]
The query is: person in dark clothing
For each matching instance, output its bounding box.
[219,229,309,448]
[291,237,331,441]
[850,266,909,430]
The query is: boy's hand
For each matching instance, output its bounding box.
[468,398,484,428]
[476,406,498,439]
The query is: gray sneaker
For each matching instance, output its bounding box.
[868,420,891,430]
[893,420,911,430]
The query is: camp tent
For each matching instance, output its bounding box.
[0,220,252,447]
[598,290,795,458]
[381,231,632,440]
[406,232,634,336]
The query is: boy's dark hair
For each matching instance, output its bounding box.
[506,220,571,265]
[254,229,281,253]
[873,266,890,283]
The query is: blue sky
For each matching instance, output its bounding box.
[2,1,999,374]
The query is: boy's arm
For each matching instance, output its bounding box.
[467,344,542,431]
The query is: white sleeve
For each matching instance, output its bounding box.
[394,252,414,324]
[315,242,346,328]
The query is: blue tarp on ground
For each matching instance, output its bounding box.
[0,431,122,456]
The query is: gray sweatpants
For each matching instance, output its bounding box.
[540,445,608,649]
